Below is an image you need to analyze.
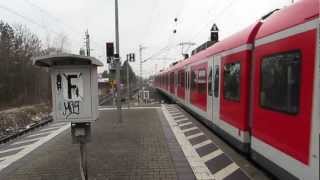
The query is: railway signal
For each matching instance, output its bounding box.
[106,42,114,64]
[210,24,219,42]
[106,42,114,58]
[127,53,135,62]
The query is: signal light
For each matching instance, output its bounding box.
[106,42,114,58]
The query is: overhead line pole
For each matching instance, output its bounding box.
[139,45,146,89]
[126,60,130,108]
[115,0,122,114]
[85,30,90,56]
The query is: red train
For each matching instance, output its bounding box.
[154,0,319,179]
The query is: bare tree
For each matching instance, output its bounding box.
[0,21,53,109]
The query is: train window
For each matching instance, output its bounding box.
[214,65,219,98]
[198,69,207,94]
[223,61,240,101]
[185,71,188,89]
[188,71,190,89]
[187,71,190,89]
[260,51,301,114]
[208,68,212,96]
[191,70,196,91]
[180,71,185,87]
[176,72,179,87]
[175,72,178,86]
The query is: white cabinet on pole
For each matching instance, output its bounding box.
[33,54,103,123]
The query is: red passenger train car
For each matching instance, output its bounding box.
[154,0,319,179]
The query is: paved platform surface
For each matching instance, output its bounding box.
[0,106,195,180]
[0,103,271,180]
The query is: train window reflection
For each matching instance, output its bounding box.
[178,70,185,88]
[198,69,207,94]
[208,68,212,96]
[214,65,219,98]
[223,62,240,101]
[191,70,196,91]
[260,51,301,114]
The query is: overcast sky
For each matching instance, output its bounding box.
[0,0,293,77]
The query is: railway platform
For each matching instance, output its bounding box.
[0,102,271,180]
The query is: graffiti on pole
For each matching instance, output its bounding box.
[56,72,83,119]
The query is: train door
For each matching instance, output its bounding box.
[185,66,191,104]
[212,55,221,124]
[207,58,213,121]
[314,22,320,180]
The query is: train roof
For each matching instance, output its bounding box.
[157,0,319,76]
[160,21,262,74]
[203,21,262,56]
[256,0,319,40]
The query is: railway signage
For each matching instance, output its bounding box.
[33,54,103,122]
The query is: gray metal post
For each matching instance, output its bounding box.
[139,45,146,90]
[85,30,90,57]
[126,60,130,108]
[139,45,142,90]
[80,141,88,180]
[115,0,121,111]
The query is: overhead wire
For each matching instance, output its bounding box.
[23,0,105,54]
[0,4,60,35]
[143,0,237,76]
[140,0,160,45]
[187,0,236,44]
[141,0,189,65]
[143,0,224,68]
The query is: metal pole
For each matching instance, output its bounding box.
[126,60,130,108]
[115,0,121,111]
[85,30,90,57]
[139,45,142,90]
[139,45,147,88]
[79,141,88,180]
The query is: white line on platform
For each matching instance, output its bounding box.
[169,112,181,115]
[166,105,178,109]
[0,146,28,154]
[51,122,68,126]
[178,122,193,127]
[173,115,185,119]
[214,162,239,180]
[161,105,214,180]
[0,154,15,161]
[186,132,204,140]
[170,112,182,116]
[181,127,198,133]
[0,123,70,172]
[27,131,50,138]
[172,113,184,117]
[201,149,223,162]
[39,126,60,132]
[99,106,160,111]
[175,118,189,123]
[166,106,178,109]
[11,138,41,145]
[167,107,178,110]
[167,109,180,113]
[193,140,212,149]
[167,106,178,109]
